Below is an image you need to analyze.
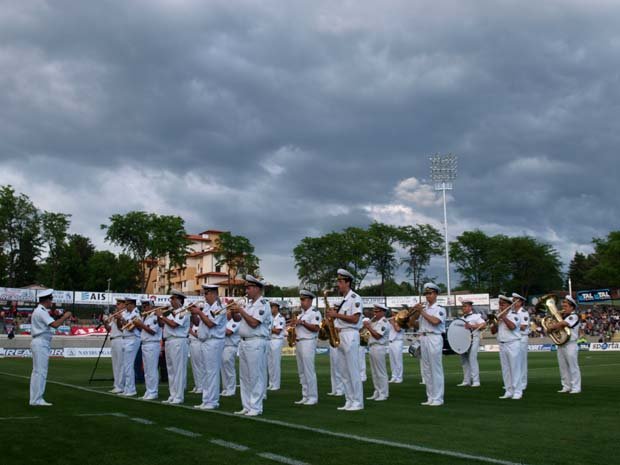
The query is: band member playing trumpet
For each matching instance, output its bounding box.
[512,293,529,392]
[132,299,162,400]
[388,316,404,384]
[419,283,446,407]
[490,295,522,400]
[267,301,286,391]
[188,315,204,395]
[233,275,271,417]
[545,295,581,394]
[365,304,391,401]
[119,297,141,396]
[457,299,486,387]
[29,289,73,406]
[104,297,126,394]
[294,290,322,405]
[327,269,364,411]
[192,284,227,410]
[158,290,190,405]
[221,309,241,397]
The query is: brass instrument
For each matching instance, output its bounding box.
[103,308,125,323]
[121,316,140,331]
[537,293,571,345]
[393,303,423,328]
[286,313,298,347]
[223,297,247,312]
[359,316,377,346]
[319,291,340,348]
[486,301,516,326]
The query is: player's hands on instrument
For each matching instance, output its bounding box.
[327,308,338,319]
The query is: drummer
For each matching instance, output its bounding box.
[456,299,486,387]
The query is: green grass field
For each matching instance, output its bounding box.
[1,352,618,465]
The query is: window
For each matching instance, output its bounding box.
[215,265,221,273]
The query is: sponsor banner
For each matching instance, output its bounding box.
[589,342,620,351]
[528,344,554,352]
[577,289,611,303]
[483,344,500,352]
[454,294,490,306]
[50,290,74,304]
[70,326,107,336]
[489,298,499,311]
[386,296,420,307]
[0,348,64,358]
[64,347,111,358]
[75,291,111,304]
[0,287,37,303]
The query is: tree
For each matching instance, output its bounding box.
[293,235,334,293]
[366,222,400,296]
[55,234,96,290]
[504,236,563,296]
[40,212,71,287]
[397,224,443,294]
[84,251,139,292]
[584,231,620,287]
[0,185,42,286]
[215,232,260,296]
[567,252,597,290]
[152,216,191,293]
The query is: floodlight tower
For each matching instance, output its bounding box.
[430,154,458,301]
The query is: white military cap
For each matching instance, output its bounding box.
[125,296,137,303]
[373,303,389,312]
[115,296,126,303]
[423,282,440,293]
[202,284,219,292]
[299,289,316,299]
[170,289,187,299]
[245,275,264,287]
[461,298,474,305]
[270,300,282,307]
[498,294,512,303]
[565,295,578,308]
[141,299,154,306]
[38,289,54,300]
[512,292,526,302]
[337,269,354,280]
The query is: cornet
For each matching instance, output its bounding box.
[223,297,247,313]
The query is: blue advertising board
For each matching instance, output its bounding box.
[577,289,611,303]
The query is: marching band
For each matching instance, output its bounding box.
[27,270,584,413]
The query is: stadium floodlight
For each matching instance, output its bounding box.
[429,154,458,302]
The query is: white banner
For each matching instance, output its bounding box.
[0,287,36,302]
[51,290,74,304]
[0,348,65,358]
[454,293,490,306]
[63,347,112,358]
[589,342,620,351]
[74,291,111,304]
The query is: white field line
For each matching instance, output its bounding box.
[210,439,250,451]
[0,416,39,420]
[130,417,155,425]
[0,370,557,465]
[76,412,127,417]
[258,452,310,465]
[165,427,201,438]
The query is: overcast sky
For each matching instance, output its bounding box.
[1,0,618,288]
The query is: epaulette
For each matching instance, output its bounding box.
[261,298,268,304]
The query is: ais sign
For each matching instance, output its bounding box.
[577,289,611,303]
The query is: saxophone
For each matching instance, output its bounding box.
[319,291,340,348]
[286,313,298,347]
[537,294,571,345]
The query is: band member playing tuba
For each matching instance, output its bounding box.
[418,283,446,407]
[293,290,322,405]
[490,295,522,400]
[545,295,581,394]
[457,299,486,387]
[365,304,391,401]
[327,269,364,411]
[267,301,286,391]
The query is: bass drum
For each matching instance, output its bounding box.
[447,318,472,355]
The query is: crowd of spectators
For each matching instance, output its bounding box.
[524,304,619,341]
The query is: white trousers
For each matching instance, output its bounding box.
[459,336,481,385]
[499,340,522,396]
[336,331,364,409]
[221,345,238,395]
[369,344,389,399]
[29,337,50,404]
[388,340,403,381]
[359,345,367,381]
[189,339,204,390]
[165,338,189,402]
[329,346,344,394]
[141,341,160,397]
[267,338,284,389]
[557,341,581,392]
[519,337,528,391]
[121,337,141,394]
[420,334,444,403]
[295,339,318,402]
[201,338,225,406]
[239,338,267,414]
[111,337,124,391]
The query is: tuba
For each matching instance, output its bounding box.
[318,291,340,348]
[537,293,571,345]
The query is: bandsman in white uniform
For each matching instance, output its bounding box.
[512,292,529,392]
[293,290,322,405]
[546,295,581,394]
[192,284,227,410]
[490,295,522,400]
[118,297,141,396]
[221,310,241,396]
[327,347,344,397]
[365,304,391,401]
[359,312,370,382]
[327,269,364,411]
[388,315,404,383]
[157,290,190,404]
[104,297,125,394]
[29,289,72,406]
[418,283,446,406]
[188,315,204,394]
[456,299,486,387]
[267,301,286,391]
[233,275,271,417]
[132,299,161,400]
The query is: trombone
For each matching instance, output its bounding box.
[486,301,517,326]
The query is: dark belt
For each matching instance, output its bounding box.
[419,332,441,336]
[241,336,266,341]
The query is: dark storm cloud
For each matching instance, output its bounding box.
[1,0,619,284]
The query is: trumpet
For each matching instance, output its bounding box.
[121,316,140,331]
[360,316,377,346]
[223,297,247,313]
[103,308,125,323]
[487,301,517,326]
